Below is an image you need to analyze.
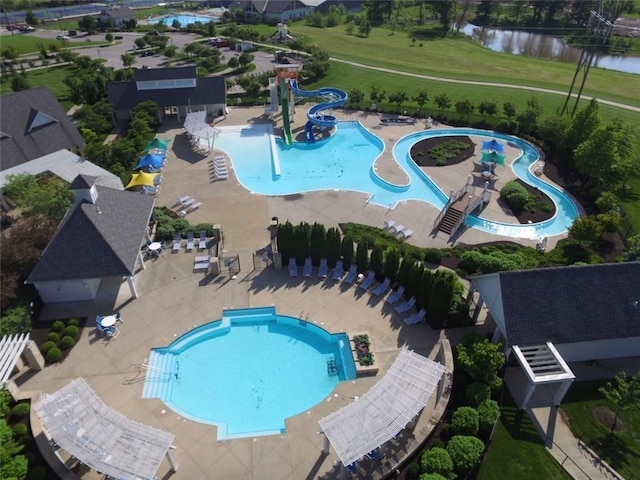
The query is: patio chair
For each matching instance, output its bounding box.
[399,229,413,240]
[198,231,207,250]
[172,232,183,253]
[318,258,328,278]
[383,219,396,230]
[386,285,406,305]
[358,271,375,290]
[194,261,209,272]
[404,308,427,326]
[372,277,391,297]
[332,260,344,281]
[303,257,313,277]
[344,264,358,285]
[395,296,416,314]
[105,326,120,339]
[288,257,298,277]
[188,201,202,212]
[95,316,105,336]
[179,196,196,208]
[186,232,195,251]
[392,224,405,235]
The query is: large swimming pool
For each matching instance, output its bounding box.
[142,307,356,440]
[152,14,217,26]
[213,123,579,239]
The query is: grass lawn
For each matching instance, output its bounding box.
[0,65,74,110]
[477,394,572,480]
[0,34,103,55]
[560,380,640,479]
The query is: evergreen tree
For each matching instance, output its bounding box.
[340,235,354,267]
[325,227,342,267]
[309,222,326,265]
[355,241,369,273]
[368,244,384,278]
[383,247,400,281]
[406,262,424,301]
[396,255,414,287]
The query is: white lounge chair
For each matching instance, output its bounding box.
[186,232,195,251]
[188,201,202,212]
[393,224,405,235]
[318,258,328,278]
[172,233,182,253]
[303,257,313,277]
[358,271,375,290]
[198,231,207,250]
[404,308,427,326]
[399,229,414,240]
[288,257,298,277]
[386,285,405,304]
[372,277,391,297]
[195,255,209,263]
[384,219,396,230]
[332,260,344,281]
[194,261,209,271]
[344,264,358,285]
[395,296,416,314]
[180,196,196,207]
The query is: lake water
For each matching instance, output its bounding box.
[460,23,640,75]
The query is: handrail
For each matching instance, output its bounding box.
[433,182,473,231]
[132,363,171,376]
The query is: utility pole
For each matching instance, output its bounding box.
[561,1,618,117]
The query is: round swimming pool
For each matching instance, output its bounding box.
[142,307,356,440]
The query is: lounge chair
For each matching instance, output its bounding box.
[344,264,358,285]
[188,201,203,212]
[384,219,396,230]
[172,233,183,253]
[395,296,416,314]
[303,257,313,277]
[392,224,405,235]
[186,232,195,251]
[194,261,209,271]
[386,285,406,305]
[332,260,344,281]
[404,308,427,326]
[195,255,209,263]
[399,229,414,240]
[198,231,207,250]
[372,277,391,297]
[318,258,328,278]
[358,271,375,290]
[179,196,196,207]
[288,257,298,277]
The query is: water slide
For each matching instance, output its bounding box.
[289,80,348,129]
[280,79,293,145]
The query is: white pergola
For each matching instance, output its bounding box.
[0,333,30,384]
[319,350,446,468]
[34,378,178,480]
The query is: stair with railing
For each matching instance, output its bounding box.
[140,352,177,400]
[434,176,492,236]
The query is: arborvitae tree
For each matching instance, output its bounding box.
[293,222,311,264]
[406,262,425,301]
[369,244,384,278]
[418,268,434,311]
[276,221,295,262]
[355,241,369,273]
[383,247,400,281]
[309,222,326,266]
[325,227,342,267]
[396,255,414,287]
[340,235,354,267]
[430,270,456,325]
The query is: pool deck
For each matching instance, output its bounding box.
[19,107,568,479]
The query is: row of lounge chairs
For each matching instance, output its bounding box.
[383,220,413,240]
[176,196,202,216]
[172,231,208,253]
[210,156,229,180]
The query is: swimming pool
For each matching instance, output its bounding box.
[142,306,356,440]
[213,123,579,239]
[153,14,216,26]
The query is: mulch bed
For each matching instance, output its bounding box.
[410,135,475,167]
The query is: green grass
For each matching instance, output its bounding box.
[0,65,74,110]
[477,394,572,480]
[0,34,103,55]
[560,380,640,479]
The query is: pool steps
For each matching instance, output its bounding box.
[142,351,177,400]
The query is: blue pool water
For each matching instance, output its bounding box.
[142,307,356,440]
[214,123,579,239]
[153,14,216,26]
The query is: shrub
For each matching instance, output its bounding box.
[60,336,75,350]
[450,406,479,436]
[477,399,500,437]
[423,248,443,265]
[418,474,448,480]
[12,422,28,438]
[67,318,80,327]
[40,341,57,354]
[62,325,78,338]
[46,347,62,363]
[466,382,491,407]
[51,320,65,332]
[12,402,30,419]
[46,332,59,343]
[446,435,485,475]
[500,180,530,213]
[420,447,453,479]
[27,466,48,480]
[405,462,422,480]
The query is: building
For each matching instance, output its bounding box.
[26,175,156,304]
[107,66,227,123]
[99,6,134,27]
[226,0,315,23]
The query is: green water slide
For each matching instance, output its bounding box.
[280,79,293,145]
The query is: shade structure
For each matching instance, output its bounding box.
[134,153,165,170]
[0,333,30,384]
[184,110,207,134]
[319,350,446,467]
[126,171,159,189]
[481,139,505,154]
[34,378,174,480]
[191,125,220,141]
[480,151,505,166]
[144,138,169,153]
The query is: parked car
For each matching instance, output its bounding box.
[56,34,69,40]
[67,30,77,37]
[19,25,35,32]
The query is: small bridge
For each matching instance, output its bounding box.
[434,175,492,237]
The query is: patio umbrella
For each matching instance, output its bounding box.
[144,138,169,153]
[481,139,505,154]
[125,171,159,189]
[134,153,165,170]
[480,151,506,166]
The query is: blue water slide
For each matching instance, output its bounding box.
[289,80,348,128]
[305,121,315,143]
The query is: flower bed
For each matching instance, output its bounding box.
[350,332,378,377]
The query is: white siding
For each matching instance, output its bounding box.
[34,278,101,303]
[556,337,640,362]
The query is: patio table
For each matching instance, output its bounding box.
[101,316,117,328]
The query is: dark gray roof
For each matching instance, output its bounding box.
[108,76,226,111]
[499,262,640,347]
[133,66,197,82]
[70,174,97,190]
[0,86,85,170]
[27,185,155,283]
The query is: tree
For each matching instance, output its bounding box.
[355,241,369,273]
[340,235,354,267]
[0,419,28,480]
[134,38,147,50]
[368,244,384,277]
[10,70,29,92]
[3,173,73,224]
[430,0,456,30]
[599,372,640,433]
[105,33,113,43]
[477,399,500,437]
[227,56,239,70]
[502,101,516,118]
[450,406,479,436]
[418,474,447,480]
[121,52,136,70]
[382,247,400,281]
[78,15,97,34]
[388,90,408,112]
[456,337,505,390]
[369,86,386,109]
[568,216,603,249]
[434,93,451,115]
[413,90,429,113]
[565,98,600,152]
[478,100,498,119]
[348,88,364,109]
[420,447,454,479]
[446,435,484,475]
[358,16,371,37]
[238,52,254,68]
[454,99,475,118]
[25,9,37,26]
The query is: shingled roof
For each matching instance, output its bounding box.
[490,263,640,347]
[0,86,85,170]
[26,184,155,283]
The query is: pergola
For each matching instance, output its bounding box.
[0,333,30,384]
[319,350,445,469]
[34,378,178,480]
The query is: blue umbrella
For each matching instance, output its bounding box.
[134,153,165,170]
[481,139,505,154]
